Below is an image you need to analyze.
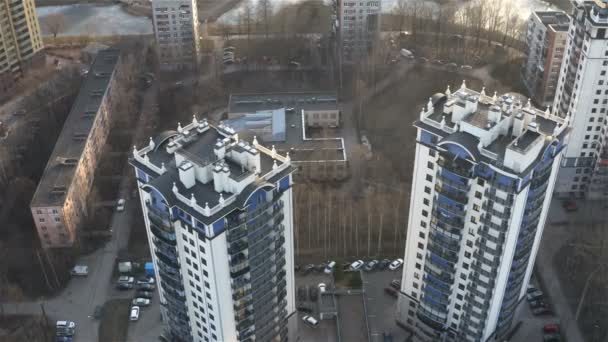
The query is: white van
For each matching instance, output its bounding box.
[130,306,140,321]
[324,261,336,274]
[302,315,319,327]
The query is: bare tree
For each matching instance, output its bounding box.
[43,13,66,40]
[257,0,273,38]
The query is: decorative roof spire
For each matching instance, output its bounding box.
[492,91,498,102]
[172,182,178,193]
[253,136,258,145]
[526,99,532,109]
[427,97,433,112]
[148,137,155,149]
[192,115,198,125]
[190,193,197,206]
[285,152,291,163]
[133,145,137,156]
[445,85,451,96]
[160,162,166,173]
[461,79,466,90]
[272,160,278,170]
[480,86,486,97]
[545,107,551,117]
[219,194,225,206]
[177,122,183,133]
[271,145,276,158]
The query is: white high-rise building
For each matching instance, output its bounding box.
[151,0,202,69]
[552,0,608,199]
[396,84,568,342]
[338,0,381,63]
[130,119,296,342]
[522,11,569,108]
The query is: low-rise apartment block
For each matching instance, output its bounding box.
[30,49,120,249]
[227,93,348,181]
[522,11,569,108]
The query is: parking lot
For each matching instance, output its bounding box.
[362,270,411,342]
[295,273,338,342]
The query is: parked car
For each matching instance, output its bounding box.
[118,276,134,284]
[12,109,26,117]
[55,336,73,342]
[350,260,365,271]
[364,260,379,271]
[562,200,577,212]
[132,298,151,306]
[446,62,458,69]
[116,199,125,212]
[70,265,89,276]
[527,284,537,293]
[139,283,156,291]
[341,262,352,271]
[418,57,429,63]
[302,315,319,327]
[390,280,401,290]
[384,287,398,298]
[324,261,336,274]
[136,290,154,299]
[93,305,103,319]
[314,263,327,273]
[526,290,544,301]
[532,306,552,315]
[543,334,561,342]
[302,264,315,274]
[543,324,560,334]
[318,283,327,293]
[389,259,404,270]
[116,283,134,290]
[529,300,546,309]
[223,46,236,52]
[56,321,75,336]
[130,306,140,321]
[288,61,301,68]
[460,65,473,70]
[379,259,391,270]
[137,277,155,285]
[309,286,319,301]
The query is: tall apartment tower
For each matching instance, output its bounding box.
[338,0,381,63]
[396,84,568,342]
[151,0,201,70]
[552,0,608,199]
[522,11,570,108]
[130,120,296,342]
[0,0,44,91]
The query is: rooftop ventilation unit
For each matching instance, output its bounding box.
[56,157,78,166]
[51,186,67,195]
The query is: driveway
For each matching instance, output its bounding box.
[0,83,159,342]
[362,270,411,342]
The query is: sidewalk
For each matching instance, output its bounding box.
[533,199,586,342]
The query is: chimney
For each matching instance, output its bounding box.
[178,161,196,189]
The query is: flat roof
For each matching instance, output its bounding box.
[31,49,120,207]
[225,92,346,163]
[229,92,339,114]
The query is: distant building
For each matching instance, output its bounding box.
[227,93,348,181]
[0,0,44,92]
[396,83,568,342]
[338,0,381,63]
[130,120,296,342]
[30,49,121,249]
[522,11,569,108]
[552,0,608,199]
[151,0,201,70]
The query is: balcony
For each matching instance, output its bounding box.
[229,240,249,255]
[146,203,172,228]
[151,225,176,246]
[435,184,469,204]
[438,157,473,178]
[155,250,179,269]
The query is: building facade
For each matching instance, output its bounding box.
[338,0,381,63]
[0,0,44,92]
[552,0,608,199]
[151,0,201,70]
[130,119,296,342]
[30,49,120,249]
[522,11,569,108]
[396,84,568,342]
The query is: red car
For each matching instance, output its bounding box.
[543,324,560,334]
[562,200,577,212]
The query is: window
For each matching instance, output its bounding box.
[419,232,425,239]
[199,246,205,253]
[473,204,480,212]
[422,210,428,217]
[427,162,434,170]
[206,292,211,299]
[415,263,421,270]
[470,217,477,224]
[39,218,45,223]
[416,252,423,260]
[466,240,473,247]
[477,179,485,186]
[420,221,427,228]
[409,302,416,308]
[426,175,433,182]
[462,263,469,270]
[464,252,471,258]
[458,284,465,290]
[475,191,482,199]
[423,199,429,206]
[424,186,431,194]
[418,242,424,250]
[460,274,467,280]
[411,292,417,299]
[453,313,459,320]
[36,210,42,214]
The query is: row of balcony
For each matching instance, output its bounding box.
[435,185,469,205]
